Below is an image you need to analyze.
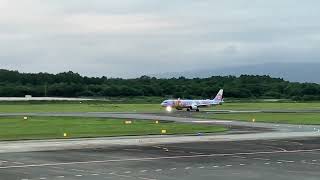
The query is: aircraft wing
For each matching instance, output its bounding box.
[194,101,211,107]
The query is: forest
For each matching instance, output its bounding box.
[0,69,319,100]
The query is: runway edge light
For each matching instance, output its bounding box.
[63,133,67,137]
[161,129,167,134]
[252,118,256,122]
[23,116,28,120]
[125,120,132,124]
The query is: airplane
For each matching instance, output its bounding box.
[161,89,224,112]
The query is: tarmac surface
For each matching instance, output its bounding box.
[1,138,320,180]
[1,111,320,180]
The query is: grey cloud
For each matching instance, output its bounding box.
[0,0,320,77]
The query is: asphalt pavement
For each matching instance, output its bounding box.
[1,138,320,180]
[1,111,320,180]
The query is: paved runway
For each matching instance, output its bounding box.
[1,138,320,180]
[1,112,320,179]
[0,112,320,153]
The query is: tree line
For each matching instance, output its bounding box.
[0,69,319,101]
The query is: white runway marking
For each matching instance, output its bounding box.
[71,169,85,172]
[138,177,157,180]
[300,161,320,166]
[278,147,288,152]
[281,140,304,146]
[278,160,295,163]
[232,156,247,159]
[162,148,169,152]
[1,148,320,169]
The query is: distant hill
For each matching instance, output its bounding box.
[154,63,320,83]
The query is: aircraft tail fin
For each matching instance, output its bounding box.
[213,89,223,102]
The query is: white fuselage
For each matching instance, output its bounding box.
[161,89,224,111]
[161,99,222,110]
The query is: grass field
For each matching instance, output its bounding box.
[0,103,162,113]
[0,116,227,141]
[0,102,320,113]
[195,113,320,125]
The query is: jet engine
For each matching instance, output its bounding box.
[190,104,198,110]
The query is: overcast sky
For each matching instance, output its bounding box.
[1,0,320,77]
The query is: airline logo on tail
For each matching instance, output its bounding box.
[214,89,224,102]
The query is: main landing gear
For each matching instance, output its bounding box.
[186,108,200,112]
